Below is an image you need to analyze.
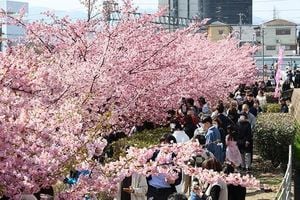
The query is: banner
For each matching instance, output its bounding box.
[274,46,284,98]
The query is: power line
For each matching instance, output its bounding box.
[255,9,300,12]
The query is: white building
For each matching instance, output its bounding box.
[158,0,252,24]
[256,19,298,57]
[0,0,28,51]
[232,25,258,45]
[158,0,199,19]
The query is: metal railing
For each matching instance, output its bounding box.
[275,145,293,200]
[109,11,198,27]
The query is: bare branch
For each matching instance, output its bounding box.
[128,36,179,75]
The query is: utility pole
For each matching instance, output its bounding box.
[262,27,265,82]
[187,0,190,19]
[273,6,277,20]
[168,0,171,32]
[238,13,244,44]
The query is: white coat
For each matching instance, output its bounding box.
[115,173,148,200]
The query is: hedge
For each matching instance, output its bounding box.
[261,103,281,113]
[254,113,296,169]
[294,124,300,168]
[265,92,279,104]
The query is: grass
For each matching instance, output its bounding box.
[257,174,283,186]
[111,127,169,160]
[294,124,300,166]
[251,154,284,186]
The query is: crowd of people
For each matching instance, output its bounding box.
[114,83,269,200]
[282,68,300,91]
[9,82,290,200]
[268,60,300,91]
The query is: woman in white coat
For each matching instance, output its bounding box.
[115,173,148,200]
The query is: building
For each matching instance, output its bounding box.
[231,25,258,45]
[216,0,252,25]
[158,0,252,25]
[207,21,232,41]
[255,19,298,57]
[0,0,28,51]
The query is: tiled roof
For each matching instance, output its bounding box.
[263,19,297,26]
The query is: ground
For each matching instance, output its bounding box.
[246,154,284,200]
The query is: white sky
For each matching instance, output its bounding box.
[16,0,300,24]
[17,0,155,11]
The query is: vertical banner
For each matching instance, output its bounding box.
[274,46,284,98]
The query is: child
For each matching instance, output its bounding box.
[225,125,242,168]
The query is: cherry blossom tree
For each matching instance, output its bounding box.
[0,0,257,198]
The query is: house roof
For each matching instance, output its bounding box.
[263,19,297,26]
[208,21,231,27]
[210,21,227,25]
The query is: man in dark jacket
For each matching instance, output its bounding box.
[294,69,300,88]
[237,113,252,171]
[280,98,289,113]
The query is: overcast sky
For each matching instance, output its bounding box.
[16,0,300,24]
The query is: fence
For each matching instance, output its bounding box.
[291,89,300,122]
[275,145,293,200]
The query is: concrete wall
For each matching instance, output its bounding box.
[232,25,257,43]
[291,89,300,122]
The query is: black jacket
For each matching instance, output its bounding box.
[237,121,252,153]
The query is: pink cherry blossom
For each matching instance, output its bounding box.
[0,0,258,198]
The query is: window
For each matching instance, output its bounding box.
[285,45,297,50]
[218,30,224,35]
[266,45,276,50]
[256,31,261,37]
[276,28,291,35]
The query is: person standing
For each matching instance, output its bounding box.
[243,93,257,117]
[293,61,298,71]
[115,173,148,200]
[237,114,252,171]
[184,113,198,139]
[223,164,246,200]
[202,158,228,200]
[172,123,190,143]
[202,117,224,163]
[256,90,267,108]
[294,69,300,88]
[225,125,242,168]
[241,104,256,130]
[198,96,211,116]
[227,101,239,124]
[172,122,190,194]
[280,98,289,113]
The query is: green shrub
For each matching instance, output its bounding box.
[262,103,281,113]
[265,92,279,104]
[293,124,300,168]
[265,86,275,93]
[111,127,169,160]
[254,113,296,168]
